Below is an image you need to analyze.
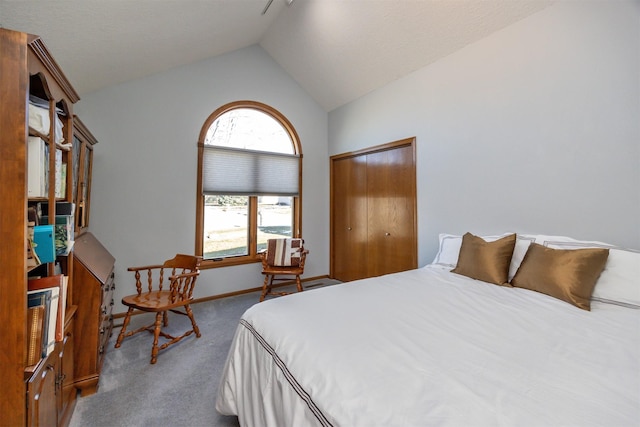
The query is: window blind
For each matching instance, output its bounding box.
[202,145,300,196]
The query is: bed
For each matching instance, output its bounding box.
[215,233,640,427]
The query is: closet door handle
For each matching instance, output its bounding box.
[385,232,391,236]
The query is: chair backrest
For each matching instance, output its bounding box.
[130,254,201,298]
[265,238,305,267]
[163,253,201,271]
[163,254,201,303]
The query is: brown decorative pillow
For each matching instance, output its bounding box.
[511,243,609,310]
[451,233,516,286]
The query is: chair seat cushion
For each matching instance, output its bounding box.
[122,291,192,311]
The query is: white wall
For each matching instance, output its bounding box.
[76,1,639,313]
[329,0,640,266]
[75,45,329,313]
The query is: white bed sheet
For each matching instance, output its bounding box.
[216,267,640,427]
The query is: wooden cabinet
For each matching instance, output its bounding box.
[73,233,116,396]
[0,28,79,427]
[331,138,418,282]
[26,313,77,427]
[0,28,108,426]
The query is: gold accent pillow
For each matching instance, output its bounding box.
[451,232,516,286]
[511,243,609,310]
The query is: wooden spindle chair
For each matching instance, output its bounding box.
[259,238,309,302]
[114,254,202,364]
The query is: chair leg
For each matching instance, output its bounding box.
[163,311,169,327]
[296,274,303,293]
[260,274,271,302]
[115,307,134,348]
[150,312,163,364]
[269,275,275,296]
[185,304,201,338]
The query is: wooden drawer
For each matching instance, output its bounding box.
[98,272,115,360]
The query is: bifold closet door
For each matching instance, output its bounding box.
[331,138,417,282]
[366,144,417,277]
[331,155,368,282]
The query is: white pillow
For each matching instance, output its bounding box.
[534,234,615,249]
[541,237,639,308]
[431,234,464,268]
[430,232,535,281]
[593,249,640,307]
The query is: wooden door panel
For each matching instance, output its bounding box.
[27,352,59,427]
[331,156,368,281]
[59,319,77,425]
[367,144,417,277]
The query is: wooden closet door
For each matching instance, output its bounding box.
[331,138,417,282]
[366,144,417,277]
[331,155,368,282]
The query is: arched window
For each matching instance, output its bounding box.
[196,101,302,268]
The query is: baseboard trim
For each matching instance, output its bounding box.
[112,274,330,320]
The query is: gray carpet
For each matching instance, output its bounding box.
[69,281,337,427]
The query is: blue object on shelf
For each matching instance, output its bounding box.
[33,224,55,264]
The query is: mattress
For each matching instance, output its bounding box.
[216,266,640,427]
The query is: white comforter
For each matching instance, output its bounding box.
[216,267,640,427]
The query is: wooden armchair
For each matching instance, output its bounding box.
[259,238,308,302]
[114,254,202,364]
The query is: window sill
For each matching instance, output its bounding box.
[199,255,262,270]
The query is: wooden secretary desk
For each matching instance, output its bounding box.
[0,28,115,426]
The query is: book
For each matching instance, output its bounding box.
[55,148,63,198]
[26,305,45,367]
[27,136,47,198]
[41,214,74,256]
[27,290,50,358]
[27,286,59,357]
[61,276,68,339]
[60,163,67,197]
[28,275,67,342]
[33,224,55,264]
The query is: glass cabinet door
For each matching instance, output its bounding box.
[72,134,80,206]
[72,116,98,236]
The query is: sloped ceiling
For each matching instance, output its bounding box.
[0,0,553,111]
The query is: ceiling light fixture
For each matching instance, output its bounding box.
[261,0,294,16]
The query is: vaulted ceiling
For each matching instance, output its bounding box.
[0,0,553,111]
